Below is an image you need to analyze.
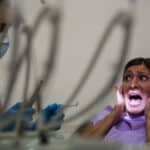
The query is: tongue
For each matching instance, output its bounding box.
[129,99,141,106]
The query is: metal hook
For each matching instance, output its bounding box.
[63,101,79,108]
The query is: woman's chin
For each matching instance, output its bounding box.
[125,100,146,116]
[126,109,145,116]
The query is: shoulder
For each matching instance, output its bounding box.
[91,105,113,125]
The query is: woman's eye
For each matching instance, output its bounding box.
[123,75,132,81]
[139,75,149,81]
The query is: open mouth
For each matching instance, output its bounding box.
[128,92,143,106]
[129,95,142,100]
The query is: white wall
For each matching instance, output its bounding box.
[0,0,150,132]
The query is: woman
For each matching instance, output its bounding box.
[78,57,150,145]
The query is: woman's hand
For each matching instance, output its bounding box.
[145,98,150,117]
[145,98,150,143]
[115,85,125,116]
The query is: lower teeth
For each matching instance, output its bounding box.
[129,100,141,105]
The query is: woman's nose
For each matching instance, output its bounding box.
[129,78,139,89]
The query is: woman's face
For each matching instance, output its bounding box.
[121,64,150,116]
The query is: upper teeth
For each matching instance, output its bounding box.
[128,91,142,98]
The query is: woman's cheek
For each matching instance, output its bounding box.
[120,84,128,95]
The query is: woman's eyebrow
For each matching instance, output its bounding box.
[124,70,132,75]
[137,71,149,74]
